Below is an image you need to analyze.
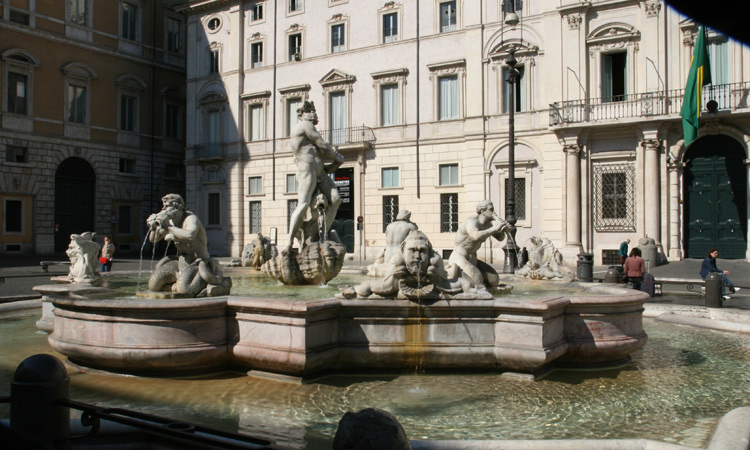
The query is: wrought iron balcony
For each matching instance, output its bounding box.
[319,126,376,147]
[550,81,750,126]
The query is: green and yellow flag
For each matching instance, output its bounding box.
[680,26,712,147]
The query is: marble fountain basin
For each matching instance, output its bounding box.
[33,280,648,380]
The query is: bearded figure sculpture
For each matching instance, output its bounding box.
[65,232,101,284]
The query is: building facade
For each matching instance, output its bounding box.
[0,0,187,255]
[178,0,750,264]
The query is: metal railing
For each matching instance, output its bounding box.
[320,125,376,147]
[195,142,223,160]
[550,81,750,126]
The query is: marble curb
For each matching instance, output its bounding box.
[653,313,750,335]
[0,298,41,314]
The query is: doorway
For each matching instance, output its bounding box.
[683,135,747,258]
[54,157,96,252]
[331,167,354,253]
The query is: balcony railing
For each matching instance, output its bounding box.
[195,142,223,160]
[320,126,376,147]
[550,81,750,126]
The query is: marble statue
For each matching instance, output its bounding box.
[264,101,347,285]
[367,210,419,277]
[284,100,345,254]
[241,233,276,270]
[446,200,511,292]
[144,193,231,297]
[515,236,567,280]
[65,232,101,284]
[338,230,508,300]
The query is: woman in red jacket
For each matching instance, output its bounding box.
[623,247,645,290]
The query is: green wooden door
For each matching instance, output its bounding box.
[684,136,747,258]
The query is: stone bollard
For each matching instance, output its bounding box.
[333,407,411,450]
[605,266,622,284]
[576,252,593,282]
[705,272,723,308]
[11,354,70,449]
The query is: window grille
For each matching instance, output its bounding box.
[440,193,459,233]
[249,201,262,233]
[504,177,526,221]
[382,195,399,232]
[287,199,297,232]
[593,163,635,231]
[601,249,620,266]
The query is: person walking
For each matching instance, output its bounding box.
[700,248,740,300]
[100,235,115,272]
[619,239,630,265]
[623,247,645,290]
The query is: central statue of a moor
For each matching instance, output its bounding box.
[264,100,348,285]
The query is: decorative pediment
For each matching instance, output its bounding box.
[162,85,185,98]
[2,49,40,66]
[587,23,640,46]
[488,40,539,63]
[114,74,147,91]
[427,59,466,76]
[371,68,409,84]
[241,90,271,105]
[278,84,310,99]
[319,69,356,88]
[61,62,98,80]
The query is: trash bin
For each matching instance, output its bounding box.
[577,252,593,282]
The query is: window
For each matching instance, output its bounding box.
[708,37,731,108]
[207,169,222,181]
[439,75,458,120]
[166,17,182,54]
[289,0,302,13]
[206,110,220,144]
[331,24,345,53]
[120,95,136,131]
[286,199,297,231]
[382,195,399,232]
[248,176,262,195]
[5,145,27,163]
[121,2,138,41]
[440,1,457,33]
[251,42,263,68]
[118,205,132,234]
[249,201,262,233]
[67,85,86,123]
[119,158,136,173]
[250,2,264,21]
[602,52,626,102]
[165,103,181,139]
[248,104,264,141]
[209,49,220,73]
[208,193,221,226]
[383,12,398,43]
[502,65,525,113]
[286,98,301,136]
[439,163,459,185]
[288,34,302,61]
[593,163,635,231]
[329,91,346,145]
[503,0,522,18]
[7,72,27,115]
[5,200,23,233]
[207,17,221,31]
[440,193,459,232]
[381,84,399,126]
[10,10,30,26]
[504,177,526,221]
[382,167,399,188]
[68,0,88,26]
[286,174,298,193]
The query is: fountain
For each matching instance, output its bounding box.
[32,194,647,378]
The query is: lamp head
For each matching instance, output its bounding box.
[504,12,519,26]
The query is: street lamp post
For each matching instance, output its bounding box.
[502,48,519,274]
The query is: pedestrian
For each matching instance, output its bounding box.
[623,247,645,290]
[619,239,630,265]
[100,235,115,272]
[700,248,740,300]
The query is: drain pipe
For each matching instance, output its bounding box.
[237,3,247,255]
[415,0,421,199]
